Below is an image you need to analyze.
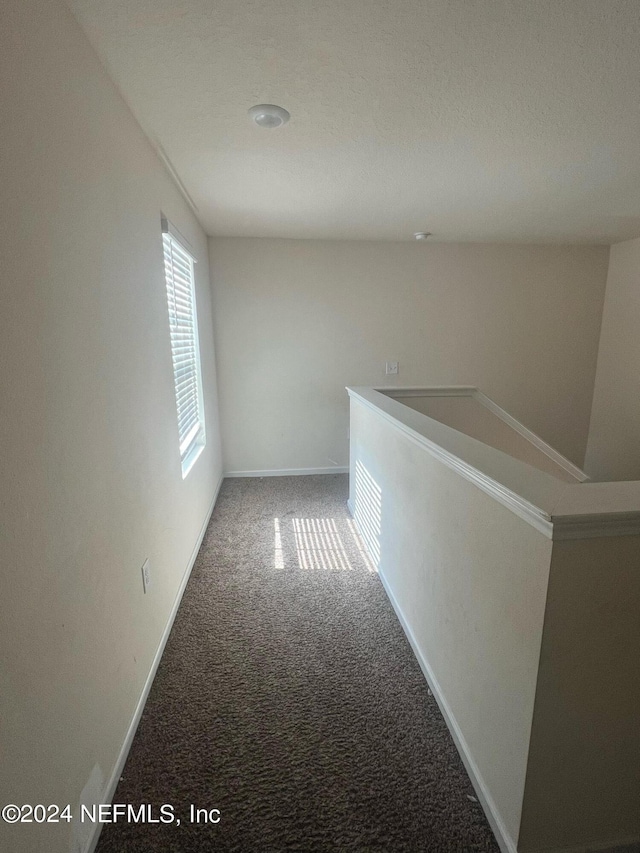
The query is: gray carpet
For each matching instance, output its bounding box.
[96,475,500,852]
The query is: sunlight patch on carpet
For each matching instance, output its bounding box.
[292,517,353,571]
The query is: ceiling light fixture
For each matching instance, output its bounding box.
[413,232,432,240]
[248,104,290,128]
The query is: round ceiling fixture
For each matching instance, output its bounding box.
[248,104,290,128]
[413,232,432,241]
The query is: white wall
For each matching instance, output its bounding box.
[391,394,580,481]
[349,396,554,851]
[519,536,640,852]
[0,3,222,852]
[349,392,640,853]
[209,237,609,475]
[585,236,640,481]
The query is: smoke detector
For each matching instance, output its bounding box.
[248,104,290,128]
[413,232,432,241]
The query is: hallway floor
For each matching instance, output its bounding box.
[96,475,500,852]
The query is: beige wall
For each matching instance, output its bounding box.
[349,397,554,850]
[0,3,222,852]
[585,236,640,481]
[392,394,579,481]
[350,393,640,852]
[209,237,608,474]
[519,536,640,852]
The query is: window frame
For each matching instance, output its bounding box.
[161,217,206,478]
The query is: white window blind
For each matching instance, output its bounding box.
[162,225,205,476]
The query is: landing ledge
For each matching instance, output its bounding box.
[347,386,640,541]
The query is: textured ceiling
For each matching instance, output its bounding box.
[66,0,640,242]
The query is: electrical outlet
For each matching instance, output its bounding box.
[385,361,399,375]
[141,559,151,593]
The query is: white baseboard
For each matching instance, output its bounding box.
[528,839,640,853]
[86,473,223,853]
[225,466,348,477]
[376,566,517,853]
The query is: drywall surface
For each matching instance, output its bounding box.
[518,537,640,851]
[348,397,553,850]
[0,3,222,852]
[209,237,608,474]
[391,394,578,481]
[66,0,640,246]
[585,236,640,481]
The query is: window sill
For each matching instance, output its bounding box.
[181,439,205,479]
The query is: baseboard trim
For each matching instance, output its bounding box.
[527,838,640,853]
[225,466,348,477]
[376,565,518,853]
[86,473,224,853]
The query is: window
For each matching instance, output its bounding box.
[162,219,205,477]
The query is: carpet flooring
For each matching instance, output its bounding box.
[96,475,500,852]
